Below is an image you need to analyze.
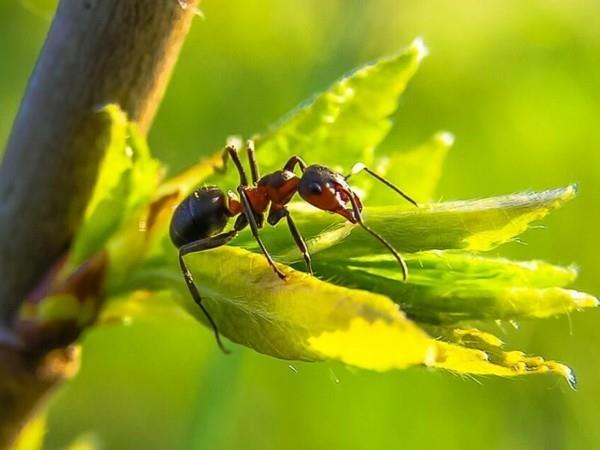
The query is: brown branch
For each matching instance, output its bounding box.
[0,346,80,448]
[0,0,199,447]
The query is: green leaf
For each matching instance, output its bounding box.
[83,105,130,219]
[426,327,576,387]
[67,105,128,267]
[74,45,596,386]
[122,242,582,385]
[12,411,46,450]
[68,105,161,269]
[311,253,597,324]
[242,185,578,261]
[259,37,426,166]
[316,185,576,257]
[338,252,578,289]
[211,38,428,189]
[125,122,163,214]
[433,340,576,386]
[135,245,435,370]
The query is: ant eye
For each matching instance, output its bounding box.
[308,182,323,195]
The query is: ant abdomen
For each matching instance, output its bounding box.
[169,186,230,248]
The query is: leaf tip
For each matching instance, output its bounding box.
[93,103,127,122]
[411,36,429,63]
[435,131,455,147]
[566,367,578,390]
[569,182,579,192]
[571,290,600,309]
[553,183,578,206]
[567,182,579,197]
[550,362,578,390]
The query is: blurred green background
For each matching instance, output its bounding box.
[1,0,599,449]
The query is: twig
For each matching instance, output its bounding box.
[0,0,199,447]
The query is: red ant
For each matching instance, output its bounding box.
[170,141,418,353]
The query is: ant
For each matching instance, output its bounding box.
[170,141,418,353]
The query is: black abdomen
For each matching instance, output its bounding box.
[169,186,230,248]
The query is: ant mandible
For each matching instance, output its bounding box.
[169,141,418,353]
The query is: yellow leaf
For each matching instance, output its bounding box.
[181,246,435,368]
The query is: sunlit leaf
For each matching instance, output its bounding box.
[68,105,161,269]
[12,411,46,450]
[59,45,595,386]
[426,327,576,387]
[246,185,578,261]
[210,38,428,190]
[67,105,128,267]
[339,252,578,289]
[312,254,597,324]
[125,122,163,214]
[99,291,193,326]
[128,245,435,370]
[315,185,576,257]
[120,237,587,384]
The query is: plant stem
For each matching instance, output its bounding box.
[0,0,198,447]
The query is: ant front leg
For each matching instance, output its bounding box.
[238,187,287,280]
[346,163,419,207]
[284,213,313,275]
[178,230,238,353]
[268,206,313,275]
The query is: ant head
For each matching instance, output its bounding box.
[298,165,360,222]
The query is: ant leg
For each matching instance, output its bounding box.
[179,230,238,353]
[347,192,408,281]
[283,155,308,173]
[238,187,287,280]
[246,140,260,184]
[283,210,313,275]
[215,145,249,186]
[346,163,418,207]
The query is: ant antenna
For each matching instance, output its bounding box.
[347,193,408,280]
[347,163,419,207]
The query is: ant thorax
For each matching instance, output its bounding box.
[254,169,300,209]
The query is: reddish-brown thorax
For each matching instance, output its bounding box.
[225,165,364,225]
[237,170,301,216]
